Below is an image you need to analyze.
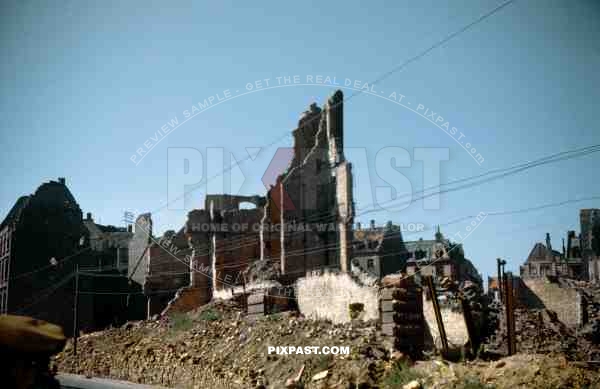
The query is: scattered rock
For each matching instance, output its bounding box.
[312,370,329,381]
[402,380,421,389]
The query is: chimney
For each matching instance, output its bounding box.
[370,220,375,230]
[86,212,92,221]
[546,233,552,251]
[58,177,65,185]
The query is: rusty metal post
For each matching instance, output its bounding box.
[497,258,503,302]
[425,275,448,355]
[504,271,516,355]
[460,295,478,357]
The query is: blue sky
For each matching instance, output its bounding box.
[1,0,599,281]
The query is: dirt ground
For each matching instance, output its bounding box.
[53,300,600,388]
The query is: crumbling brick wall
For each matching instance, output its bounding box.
[212,208,262,290]
[128,213,152,286]
[264,91,354,280]
[520,279,579,327]
[158,90,355,314]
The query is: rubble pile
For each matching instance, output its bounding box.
[413,354,600,389]
[484,306,600,361]
[53,296,600,388]
[54,300,392,388]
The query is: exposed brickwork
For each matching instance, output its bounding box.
[153,90,356,315]
[379,278,425,358]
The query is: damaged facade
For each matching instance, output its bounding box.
[404,227,482,287]
[581,209,600,283]
[83,212,132,272]
[130,90,356,316]
[351,220,409,278]
[0,177,144,334]
[520,232,586,280]
[127,213,192,317]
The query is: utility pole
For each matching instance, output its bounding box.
[73,264,79,359]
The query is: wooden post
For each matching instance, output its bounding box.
[425,275,448,355]
[73,264,79,359]
[504,272,516,355]
[497,258,503,302]
[460,295,478,358]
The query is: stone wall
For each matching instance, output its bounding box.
[128,213,152,286]
[519,279,579,327]
[296,272,378,324]
[423,296,469,349]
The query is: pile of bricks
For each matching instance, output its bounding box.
[246,292,265,321]
[380,276,425,358]
[245,286,297,321]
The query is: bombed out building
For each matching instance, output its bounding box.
[0,178,87,333]
[0,178,145,334]
[130,90,357,316]
[352,220,410,278]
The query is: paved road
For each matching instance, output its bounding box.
[57,374,170,389]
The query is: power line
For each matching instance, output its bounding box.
[146,0,516,217]
[9,246,91,282]
[15,272,75,314]
[442,195,600,226]
[202,143,600,254]
[146,144,600,265]
[10,142,599,285]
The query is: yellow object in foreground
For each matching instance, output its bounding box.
[0,315,66,355]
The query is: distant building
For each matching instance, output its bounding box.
[128,213,191,318]
[404,227,482,287]
[0,178,144,334]
[520,232,585,280]
[351,220,409,278]
[82,212,132,272]
[580,209,600,283]
[0,178,90,335]
[487,277,501,302]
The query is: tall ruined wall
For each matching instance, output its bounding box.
[162,90,354,314]
[185,209,212,303]
[265,91,353,280]
[144,243,190,293]
[212,208,263,290]
[128,213,152,286]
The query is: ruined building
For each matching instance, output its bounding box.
[520,232,586,280]
[130,90,356,316]
[581,209,600,283]
[352,220,409,278]
[0,178,90,335]
[0,178,145,333]
[82,212,133,272]
[404,227,482,287]
[262,91,354,278]
[127,213,192,317]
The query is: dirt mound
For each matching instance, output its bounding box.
[53,299,600,388]
[54,300,390,388]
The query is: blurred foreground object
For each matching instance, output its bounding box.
[0,315,66,389]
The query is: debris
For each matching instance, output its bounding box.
[312,370,328,381]
[402,380,421,389]
[285,364,304,388]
